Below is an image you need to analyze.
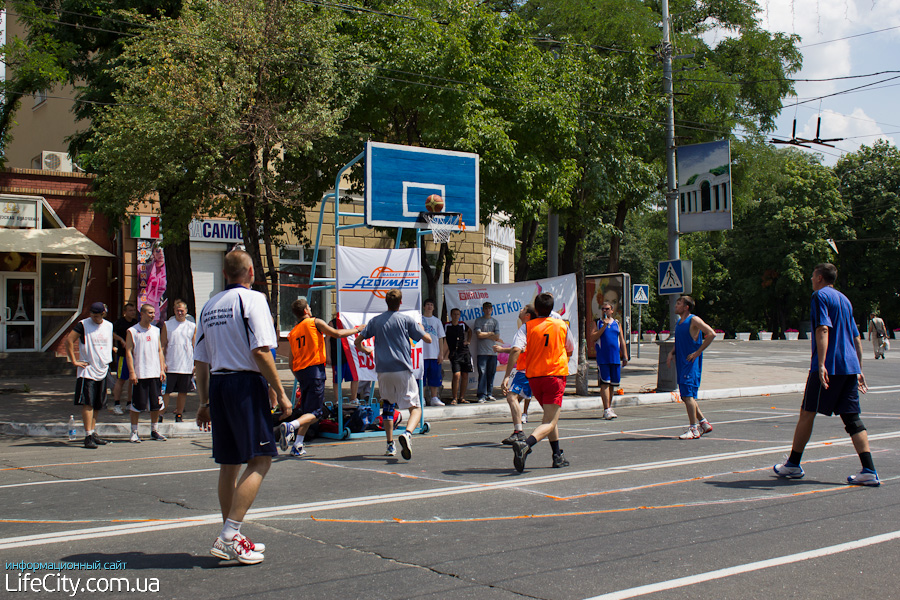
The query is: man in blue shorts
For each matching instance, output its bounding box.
[355,289,431,459]
[590,300,629,420]
[498,304,538,444]
[666,295,716,439]
[421,299,447,406]
[195,250,292,565]
[774,263,879,486]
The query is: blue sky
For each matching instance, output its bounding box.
[758,0,900,165]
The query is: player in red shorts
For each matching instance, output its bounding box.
[504,292,575,472]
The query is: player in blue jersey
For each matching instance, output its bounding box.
[666,295,716,439]
[774,263,879,486]
[589,301,629,420]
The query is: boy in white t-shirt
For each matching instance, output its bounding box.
[421,299,447,406]
[65,301,114,449]
[161,300,197,422]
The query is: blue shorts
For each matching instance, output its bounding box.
[801,372,860,416]
[423,359,443,388]
[293,371,326,419]
[332,360,355,383]
[679,383,699,399]
[115,356,130,380]
[210,372,277,464]
[509,371,531,399]
[597,363,621,385]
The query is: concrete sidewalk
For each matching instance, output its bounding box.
[0,340,812,438]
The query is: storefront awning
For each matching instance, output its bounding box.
[0,227,115,257]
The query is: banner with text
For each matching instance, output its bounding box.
[336,247,423,381]
[443,274,578,376]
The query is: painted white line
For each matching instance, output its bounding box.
[584,529,900,600]
[4,430,900,549]
[0,468,218,490]
[563,414,795,440]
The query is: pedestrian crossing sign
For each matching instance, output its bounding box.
[632,284,650,305]
[658,260,692,295]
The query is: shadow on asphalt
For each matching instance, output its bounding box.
[441,467,521,476]
[61,551,219,570]
[704,478,839,490]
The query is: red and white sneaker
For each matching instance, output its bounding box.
[210,535,265,564]
[699,421,713,436]
[678,427,700,440]
[234,533,265,554]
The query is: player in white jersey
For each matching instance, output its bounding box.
[65,301,114,449]
[161,300,197,422]
[126,303,167,443]
[421,299,447,406]
[195,250,291,565]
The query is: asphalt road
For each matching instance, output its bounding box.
[2,346,899,599]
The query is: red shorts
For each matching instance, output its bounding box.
[528,375,565,406]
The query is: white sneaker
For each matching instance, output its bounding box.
[678,427,700,440]
[773,462,805,479]
[847,470,880,486]
[398,431,412,460]
[130,431,141,443]
[699,421,713,435]
[210,535,264,564]
[234,532,265,554]
[603,408,617,420]
[112,404,124,415]
[385,442,397,456]
[430,397,445,407]
[521,413,528,424]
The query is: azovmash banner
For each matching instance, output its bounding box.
[336,247,423,381]
[444,274,578,377]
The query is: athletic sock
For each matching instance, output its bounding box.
[295,434,305,445]
[788,451,803,466]
[699,418,709,425]
[549,440,560,454]
[289,419,301,429]
[131,424,138,433]
[514,425,523,432]
[525,435,537,448]
[151,422,159,433]
[220,518,241,542]
[87,429,94,436]
[859,452,875,472]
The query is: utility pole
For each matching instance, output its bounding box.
[661,0,679,332]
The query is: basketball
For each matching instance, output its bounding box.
[425,194,444,213]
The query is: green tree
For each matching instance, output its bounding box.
[87,0,366,319]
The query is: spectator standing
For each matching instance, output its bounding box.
[355,289,431,459]
[444,308,473,404]
[195,249,292,565]
[774,263,880,486]
[65,302,113,449]
[867,312,888,359]
[160,300,196,423]
[474,302,501,402]
[589,301,629,420]
[329,313,359,404]
[665,295,716,440]
[421,299,447,406]
[125,303,167,443]
[110,303,138,414]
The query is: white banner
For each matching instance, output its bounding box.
[444,274,579,379]
[336,247,424,381]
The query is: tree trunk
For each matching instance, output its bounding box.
[608,198,629,273]
[158,189,196,317]
[262,198,279,323]
[561,216,589,396]
[515,218,538,281]
[440,247,455,323]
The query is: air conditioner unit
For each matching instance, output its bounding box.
[41,151,73,172]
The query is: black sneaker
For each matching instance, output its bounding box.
[83,435,98,449]
[552,452,570,468]
[175,414,183,423]
[512,440,531,473]
[151,430,167,441]
[91,432,108,446]
[502,431,526,445]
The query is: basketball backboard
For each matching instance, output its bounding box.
[365,141,479,230]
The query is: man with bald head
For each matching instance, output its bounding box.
[195,249,292,565]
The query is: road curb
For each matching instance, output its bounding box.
[0,382,805,438]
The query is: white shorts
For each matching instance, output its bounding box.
[377,371,420,410]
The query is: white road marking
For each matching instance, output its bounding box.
[4,430,900,549]
[584,529,900,600]
[0,468,218,490]
[563,414,795,440]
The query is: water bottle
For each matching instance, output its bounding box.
[68,415,77,441]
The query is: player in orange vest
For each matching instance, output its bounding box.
[277,297,361,457]
[504,292,575,472]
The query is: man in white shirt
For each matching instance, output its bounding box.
[195,250,291,565]
[65,302,114,449]
[421,299,447,406]
[126,303,167,443]
[161,300,197,422]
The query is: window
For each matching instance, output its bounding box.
[278,247,329,334]
[40,259,87,348]
[33,90,47,108]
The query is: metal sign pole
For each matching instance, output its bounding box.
[637,304,642,359]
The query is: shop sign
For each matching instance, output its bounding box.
[0,199,39,229]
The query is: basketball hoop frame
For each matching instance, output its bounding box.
[417,211,464,243]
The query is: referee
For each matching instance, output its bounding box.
[195,250,292,565]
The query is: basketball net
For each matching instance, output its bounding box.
[422,212,464,244]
